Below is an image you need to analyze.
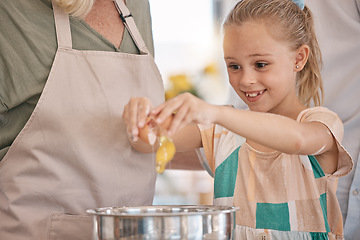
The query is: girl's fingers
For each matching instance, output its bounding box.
[167,104,190,135]
[153,94,193,135]
[151,101,175,122]
[158,94,188,120]
[150,102,164,116]
[151,93,204,135]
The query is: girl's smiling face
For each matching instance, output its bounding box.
[223,21,301,115]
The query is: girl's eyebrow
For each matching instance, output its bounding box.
[248,53,273,57]
[224,53,273,60]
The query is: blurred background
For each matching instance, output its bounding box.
[149,0,243,205]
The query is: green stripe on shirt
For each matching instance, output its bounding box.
[214,146,239,198]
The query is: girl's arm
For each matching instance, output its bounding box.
[152,93,336,157]
[213,105,339,174]
[215,106,335,156]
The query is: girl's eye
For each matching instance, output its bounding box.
[255,62,268,69]
[228,64,241,70]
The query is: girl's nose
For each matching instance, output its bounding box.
[239,70,256,87]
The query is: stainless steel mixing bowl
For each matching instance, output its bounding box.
[87,205,238,240]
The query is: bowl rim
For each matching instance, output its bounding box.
[87,205,239,217]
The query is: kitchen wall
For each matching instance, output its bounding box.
[149,0,240,205]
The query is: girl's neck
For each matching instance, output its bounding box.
[268,94,307,120]
[275,104,307,120]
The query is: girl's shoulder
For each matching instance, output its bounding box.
[298,106,353,178]
[296,106,339,123]
[296,106,344,141]
[296,106,344,136]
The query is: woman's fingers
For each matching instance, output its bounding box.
[124,98,139,141]
[123,97,153,142]
[137,100,151,128]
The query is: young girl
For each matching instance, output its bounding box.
[123,0,353,239]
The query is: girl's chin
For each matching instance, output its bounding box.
[247,105,269,113]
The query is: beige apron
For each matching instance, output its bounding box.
[0,1,164,239]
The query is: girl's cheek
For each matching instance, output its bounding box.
[229,76,238,88]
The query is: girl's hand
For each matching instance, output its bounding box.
[123,97,153,142]
[151,92,218,136]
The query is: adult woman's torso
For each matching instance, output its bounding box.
[0,0,164,239]
[0,0,155,160]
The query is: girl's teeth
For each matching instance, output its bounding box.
[246,91,263,97]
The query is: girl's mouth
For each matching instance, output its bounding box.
[244,90,266,102]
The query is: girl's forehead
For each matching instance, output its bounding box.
[224,22,275,43]
[223,22,291,57]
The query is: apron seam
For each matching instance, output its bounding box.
[0,50,61,170]
[57,47,151,58]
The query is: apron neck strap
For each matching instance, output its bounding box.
[52,0,150,54]
[114,0,149,55]
[52,0,72,49]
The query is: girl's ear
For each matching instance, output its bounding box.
[294,44,309,71]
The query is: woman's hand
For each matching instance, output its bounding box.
[151,92,219,136]
[123,97,153,142]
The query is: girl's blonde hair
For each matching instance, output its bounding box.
[224,0,323,107]
[53,0,95,19]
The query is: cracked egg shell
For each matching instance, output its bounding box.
[139,115,173,145]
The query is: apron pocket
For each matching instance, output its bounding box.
[48,213,93,240]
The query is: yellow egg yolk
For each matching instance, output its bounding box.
[155,136,176,173]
